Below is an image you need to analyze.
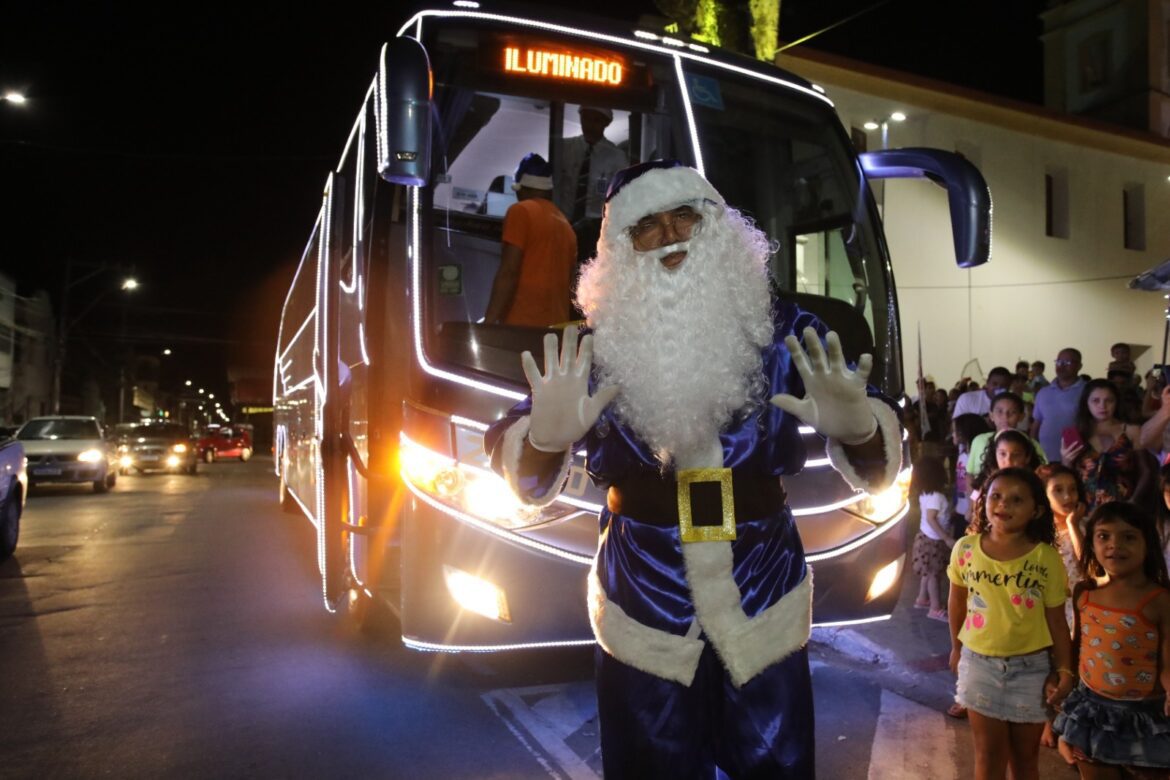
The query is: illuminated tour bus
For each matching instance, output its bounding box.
[273,2,991,652]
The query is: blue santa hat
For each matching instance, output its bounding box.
[512,153,554,191]
[602,160,724,239]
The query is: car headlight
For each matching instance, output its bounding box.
[172,443,188,454]
[78,449,105,463]
[399,434,575,530]
[119,455,134,468]
[845,467,912,524]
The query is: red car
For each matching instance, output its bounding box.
[196,424,254,463]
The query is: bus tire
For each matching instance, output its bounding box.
[345,578,395,637]
[203,449,215,464]
[239,447,252,463]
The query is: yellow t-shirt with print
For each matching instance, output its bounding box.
[946,533,1068,657]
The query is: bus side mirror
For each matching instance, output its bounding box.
[859,148,991,269]
[378,37,432,186]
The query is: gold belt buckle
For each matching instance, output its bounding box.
[677,468,736,543]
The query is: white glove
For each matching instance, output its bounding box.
[770,327,878,445]
[521,326,620,453]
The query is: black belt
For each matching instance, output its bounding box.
[607,470,785,542]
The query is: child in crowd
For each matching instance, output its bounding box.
[911,457,955,621]
[953,413,993,537]
[969,429,1047,520]
[1053,501,1170,777]
[965,392,1046,487]
[1156,463,1170,575]
[1037,462,1089,748]
[948,467,1072,779]
[1038,463,1089,598]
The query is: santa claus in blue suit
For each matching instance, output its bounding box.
[485,160,901,779]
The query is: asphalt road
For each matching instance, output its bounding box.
[0,457,1066,778]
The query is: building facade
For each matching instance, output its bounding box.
[778,48,1170,390]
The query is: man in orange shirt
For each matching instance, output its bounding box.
[484,153,577,326]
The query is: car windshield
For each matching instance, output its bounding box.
[125,424,189,440]
[18,419,101,440]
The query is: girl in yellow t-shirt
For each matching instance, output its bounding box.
[947,466,1073,780]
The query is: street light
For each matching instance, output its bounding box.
[50,262,139,415]
[863,111,906,150]
[863,112,908,211]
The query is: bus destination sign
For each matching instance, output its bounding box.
[503,45,624,86]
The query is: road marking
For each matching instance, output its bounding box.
[482,683,601,780]
[868,689,957,780]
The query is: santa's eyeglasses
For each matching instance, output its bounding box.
[626,206,702,249]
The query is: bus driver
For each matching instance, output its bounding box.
[485,160,901,778]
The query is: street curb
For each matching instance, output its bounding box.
[810,626,900,668]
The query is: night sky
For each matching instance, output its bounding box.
[2,0,1046,381]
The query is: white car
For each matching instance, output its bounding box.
[0,434,26,559]
[17,416,117,493]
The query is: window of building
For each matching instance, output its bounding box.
[1077,30,1112,93]
[1123,183,1146,250]
[1045,168,1069,239]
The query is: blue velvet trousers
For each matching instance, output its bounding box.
[595,642,815,779]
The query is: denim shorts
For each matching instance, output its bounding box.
[956,647,1050,723]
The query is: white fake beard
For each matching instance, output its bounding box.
[576,204,775,467]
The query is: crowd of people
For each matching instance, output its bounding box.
[904,344,1170,779]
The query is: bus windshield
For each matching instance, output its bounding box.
[683,63,900,392]
[419,28,900,394]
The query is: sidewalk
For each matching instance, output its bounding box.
[812,571,959,712]
[811,568,1077,777]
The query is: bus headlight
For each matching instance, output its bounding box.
[865,555,904,602]
[443,565,511,622]
[399,434,573,530]
[848,467,912,524]
[78,449,105,463]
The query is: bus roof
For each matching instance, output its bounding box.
[397,1,830,108]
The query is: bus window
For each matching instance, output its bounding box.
[421,32,682,385]
[683,62,894,386]
[554,104,631,264]
[432,91,550,218]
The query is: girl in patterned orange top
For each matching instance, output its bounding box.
[1053,501,1170,777]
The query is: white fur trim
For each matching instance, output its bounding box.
[513,174,553,191]
[683,540,749,640]
[589,540,814,688]
[588,560,705,686]
[825,399,902,493]
[685,539,813,688]
[498,417,573,507]
[602,166,724,236]
[719,571,813,687]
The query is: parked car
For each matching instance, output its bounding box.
[17,416,117,493]
[0,433,27,560]
[113,422,198,475]
[196,424,253,463]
